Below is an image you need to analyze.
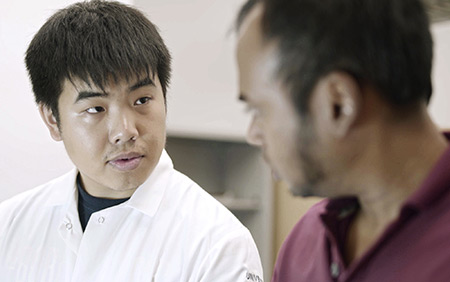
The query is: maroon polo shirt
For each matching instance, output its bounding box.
[272,133,450,282]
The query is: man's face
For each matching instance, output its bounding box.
[41,75,166,198]
[236,4,324,196]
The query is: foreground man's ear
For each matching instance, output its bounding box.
[311,71,362,139]
[38,103,62,141]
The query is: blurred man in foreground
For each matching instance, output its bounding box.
[236,0,450,281]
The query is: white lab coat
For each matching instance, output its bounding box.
[0,150,263,282]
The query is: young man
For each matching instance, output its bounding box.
[0,1,263,281]
[236,0,450,281]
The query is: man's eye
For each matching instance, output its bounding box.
[135,97,151,105]
[86,106,105,114]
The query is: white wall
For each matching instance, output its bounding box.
[430,21,450,129]
[1,0,72,202]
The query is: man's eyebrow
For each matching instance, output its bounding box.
[75,91,108,103]
[73,77,155,104]
[129,77,155,92]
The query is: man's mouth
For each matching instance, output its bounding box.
[108,153,144,171]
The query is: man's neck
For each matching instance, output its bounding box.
[343,111,448,265]
[78,173,137,199]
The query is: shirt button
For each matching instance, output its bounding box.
[65,223,73,230]
[98,216,105,224]
[330,262,340,278]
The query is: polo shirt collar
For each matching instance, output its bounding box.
[322,132,450,224]
[403,132,450,211]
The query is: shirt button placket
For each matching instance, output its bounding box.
[330,262,340,279]
[98,216,105,224]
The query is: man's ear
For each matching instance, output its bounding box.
[311,71,362,138]
[38,104,62,141]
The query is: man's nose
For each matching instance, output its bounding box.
[246,116,263,147]
[108,109,139,145]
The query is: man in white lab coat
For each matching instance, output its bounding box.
[0,1,263,281]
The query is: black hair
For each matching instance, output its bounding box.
[238,0,433,115]
[25,0,171,123]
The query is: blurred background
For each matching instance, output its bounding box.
[1,0,450,280]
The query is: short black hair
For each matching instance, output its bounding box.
[238,0,433,115]
[25,0,171,123]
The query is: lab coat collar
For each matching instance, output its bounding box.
[126,149,173,217]
[46,149,173,217]
[45,167,78,207]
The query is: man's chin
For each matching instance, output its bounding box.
[271,169,321,198]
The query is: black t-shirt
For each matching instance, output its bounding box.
[76,174,130,231]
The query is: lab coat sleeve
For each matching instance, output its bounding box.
[194,227,264,282]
